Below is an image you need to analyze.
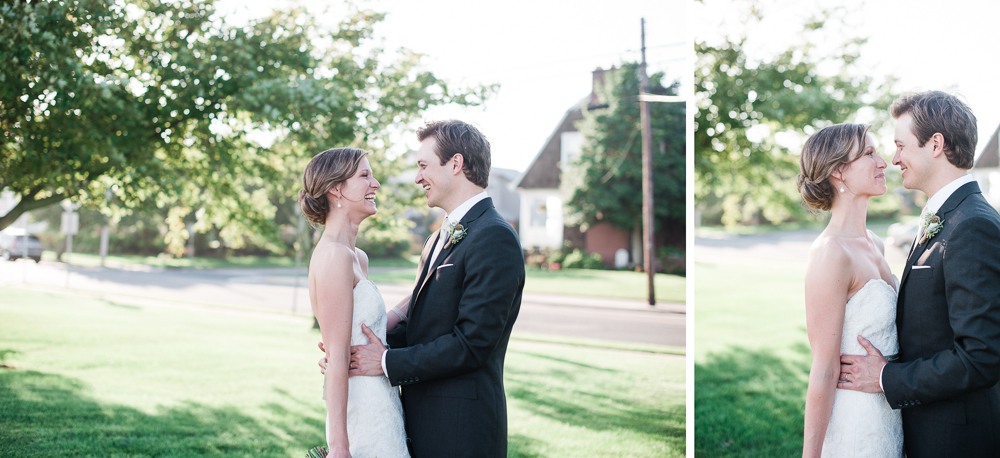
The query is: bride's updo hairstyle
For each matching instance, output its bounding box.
[299,147,369,225]
[796,123,871,211]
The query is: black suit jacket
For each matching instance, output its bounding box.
[882,182,1000,458]
[385,198,525,458]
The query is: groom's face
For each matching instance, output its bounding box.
[892,112,935,192]
[415,137,453,210]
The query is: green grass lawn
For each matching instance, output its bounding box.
[44,251,684,303]
[43,252,420,270]
[44,250,299,269]
[0,287,684,457]
[694,258,810,458]
[368,268,687,303]
[694,235,908,458]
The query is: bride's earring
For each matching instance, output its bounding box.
[337,198,342,208]
[840,184,845,193]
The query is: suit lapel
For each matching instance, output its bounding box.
[899,181,980,288]
[412,198,495,303]
[412,229,442,299]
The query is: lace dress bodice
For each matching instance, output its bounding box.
[822,278,903,458]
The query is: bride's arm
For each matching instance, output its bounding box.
[802,243,852,458]
[386,295,411,330]
[313,246,356,458]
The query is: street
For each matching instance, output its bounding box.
[0,261,684,348]
[696,228,911,271]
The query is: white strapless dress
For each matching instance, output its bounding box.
[324,280,409,458]
[822,278,903,458]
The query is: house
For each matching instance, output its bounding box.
[973,123,1000,209]
[485,167,521,229]
[514,67,637,268]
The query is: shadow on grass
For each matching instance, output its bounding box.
[505,350,684,454]
[508,433,547,458]
[0,370,324,457]
[511,351,616,372]
[695,344,811,458]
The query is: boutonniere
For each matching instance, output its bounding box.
[442,222,467,249]
[918,212,943,245]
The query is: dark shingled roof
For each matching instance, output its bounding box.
[515,105,585,189]
[515,67,617,190]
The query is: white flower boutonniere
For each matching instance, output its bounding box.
[443,222,467,249]
[918,212,943,245]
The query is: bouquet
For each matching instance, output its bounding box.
[306,446,328,458]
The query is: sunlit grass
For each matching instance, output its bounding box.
[41,251,419,270]
[694,256,810,457]
[1,286,684,457]
[368,268,686,303]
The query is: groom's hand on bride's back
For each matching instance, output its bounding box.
[838,335,887,393]
[349,324,386,377]
[317,341,328,375]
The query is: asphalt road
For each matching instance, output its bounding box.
[695,228,911,271]
[0,261,685,348]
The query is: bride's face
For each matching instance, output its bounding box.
[334,157,381,217]
[839,133,888,198]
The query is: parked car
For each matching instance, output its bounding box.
[0,232,43,262]
[885,218,920,249]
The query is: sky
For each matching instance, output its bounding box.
[219,0,687,173]
[693,0,1000,162]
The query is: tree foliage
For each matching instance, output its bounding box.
[695,9,896,226]
[562,63,685,236]
[0,0,489,254]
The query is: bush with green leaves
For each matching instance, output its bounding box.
[561,249,604,270]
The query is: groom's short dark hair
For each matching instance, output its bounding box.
[417,120,491,188]
[890,91,977,169]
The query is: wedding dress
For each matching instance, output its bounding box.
[324,280,410,458]
[822,278,903,458]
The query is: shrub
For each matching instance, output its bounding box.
[657,247,685,276]
[562,249,604,270]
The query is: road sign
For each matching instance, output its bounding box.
[61,212,79,235]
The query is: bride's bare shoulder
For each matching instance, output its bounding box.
[309,241,355,275]
[807,234,852,271]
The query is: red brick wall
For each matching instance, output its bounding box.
[584,222,630,268]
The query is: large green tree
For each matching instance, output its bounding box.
[695,9,896,226]
[1,0,489,253]
[561,63,685,249]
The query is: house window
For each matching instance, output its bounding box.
[560,131,583,170]
[530,198,547,227]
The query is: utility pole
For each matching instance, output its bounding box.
[292,204,305,313]
[99,185,115,267]
[639,17,655,306]
[60,200,79,287]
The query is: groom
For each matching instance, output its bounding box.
[349,120,525,458]
[839,91,1000,457]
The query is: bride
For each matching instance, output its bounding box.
[796,123,903,458]
[299,147,410,458]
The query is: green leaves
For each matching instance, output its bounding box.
[695,22,894,226]
[2,0,485,255]
[562,63,685,234]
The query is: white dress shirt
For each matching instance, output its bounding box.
[381,191,490,378]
